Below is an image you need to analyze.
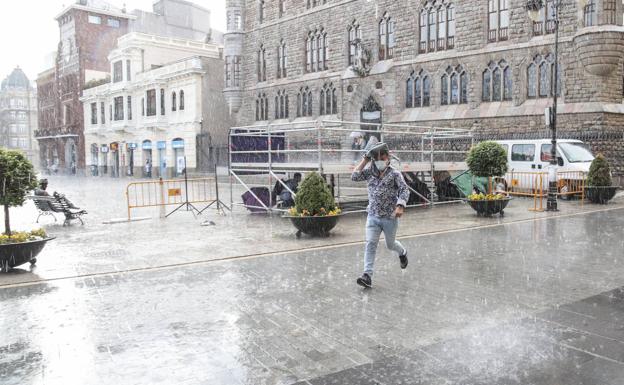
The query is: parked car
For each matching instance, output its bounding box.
[495,139,595,196]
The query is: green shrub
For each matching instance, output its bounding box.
[293,172,337,216]
[467,141,508,178]
[587,154,612,187]
[0,149,38,235]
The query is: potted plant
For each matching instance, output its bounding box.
[284,172,342,237]
[0,149,54,272]
[465,141,511,217]
[585,154,617,204]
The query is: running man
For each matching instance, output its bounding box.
[352,143,410,288]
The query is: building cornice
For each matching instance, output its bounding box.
[55,4,136,21]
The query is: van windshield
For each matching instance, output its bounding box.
[559,142,594,163]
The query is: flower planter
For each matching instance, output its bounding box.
[466,197,511,217]
[585,186,617,205]
[0,237,54,272]
[285,215,341,238]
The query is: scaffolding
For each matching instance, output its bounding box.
[229,120,473,213]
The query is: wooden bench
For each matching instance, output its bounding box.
[28,195,87,226]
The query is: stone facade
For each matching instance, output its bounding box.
[224,0,624,177]
[0,67,38,165]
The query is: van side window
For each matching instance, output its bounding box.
[511,144,535,162]
[541,144,553,162]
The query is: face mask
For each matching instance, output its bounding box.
[374,160,388,172]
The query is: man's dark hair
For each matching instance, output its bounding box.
[294,173,302,180]
[39,179,48,188]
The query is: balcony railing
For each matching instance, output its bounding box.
[447,36,455,49]
[419,41,427,54]
[488,28,508,42]
[533,21,544,36]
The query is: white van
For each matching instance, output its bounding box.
[495,139,594,194]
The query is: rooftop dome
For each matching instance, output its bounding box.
[1,67,31,90]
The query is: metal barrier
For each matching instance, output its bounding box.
[126,177,227,220]
[504,172,546,212]
[557,171,586,200]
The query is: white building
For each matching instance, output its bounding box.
[81,32,230,178]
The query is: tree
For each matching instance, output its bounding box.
[587,154,612,187]
[0,149,38,235]
[294,172,336,216]
[467,141,508,178]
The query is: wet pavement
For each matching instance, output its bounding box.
[1,176,623,384]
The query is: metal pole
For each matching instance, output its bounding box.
[267,124,273,208]
[547,1,560,211]
[228,130,233,210]
[318,121,323,174]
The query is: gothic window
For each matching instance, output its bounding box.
[348,20,361,66]
[90,103,97,124]
[257,44,267,82]
[406,70,431,108]
[278,0,285,17]
[482,60,512,102]
[378,13,395,60]
[533,0,556,35]
[233,56,241,86]
[320,83,337,115]
[113,61,123,83]
[274,90,289,119]
[441,65,468,105]
[114,96,124,120]
[306,29,327,72]
[527,53,560,99]
[258,0,265,23]
[256,93,268,121]
[225,56,232,87]
[160,89,165,115]
[172,92,177,111]
[605,0,617,24]
[179,90,185,110]
[488,0,509,42]
[277,40,288,79]
[419,2,455,54]
[583,0,597,26]
[146,89,156,116]
[297,87,313,117]
[127,96,132,120]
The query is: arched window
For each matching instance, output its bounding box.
[258,0,265,23]
[482,60,512,102]
[274,90,289,119]
[278,0,285,17]
[256,93,268,121]
[406,70,431,108]
[605,0,617,24]
[306,29,327,73]
[179,90,185,110]
[419,2,455,53]
[347,20,361,66]
[257,44,267,81]
[297,87,313,117]
[441,65,468,105]
[488,0,509,42]
[583,0,597,26]
[532,0,556,35]
[527,54,560,99]
[172,92,177,111]
[378,13,395,60]
[320,83,337,115]
[277,40,288,79]
[160,89,165,115]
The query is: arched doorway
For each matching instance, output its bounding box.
[64,138,77,175]
[172,138,185,176]
[360,95,382,144]
[110,142,120,177]
[142,140,153,177]
[90,144,99,176]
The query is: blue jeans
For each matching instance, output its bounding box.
[364,215,406,276]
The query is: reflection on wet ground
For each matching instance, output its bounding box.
[1,204,623,384]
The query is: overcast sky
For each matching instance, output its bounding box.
[0,0,226,84]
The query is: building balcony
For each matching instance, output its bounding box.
[573,25,624,76]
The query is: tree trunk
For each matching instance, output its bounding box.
[3,204,10,236]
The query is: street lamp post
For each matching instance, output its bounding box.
[526,0,562,211]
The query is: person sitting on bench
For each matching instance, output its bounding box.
[35,179,81,209]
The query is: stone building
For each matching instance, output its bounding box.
[0,67,38,164]
[36,0,222,175]
[80,32,230,178]
[224,0,624,177]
